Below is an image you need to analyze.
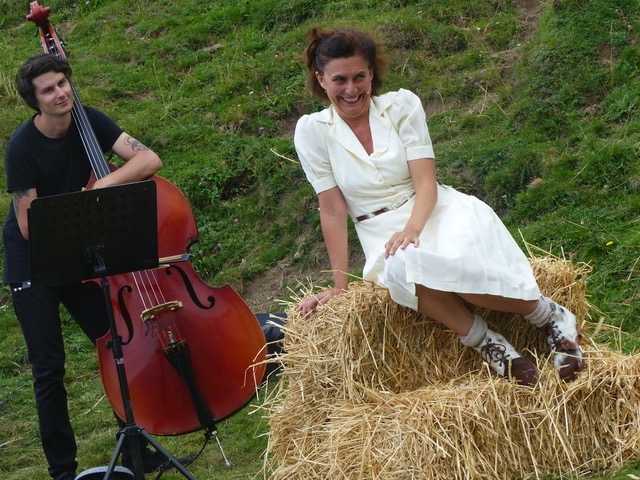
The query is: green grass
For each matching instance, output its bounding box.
[0,0,639,478]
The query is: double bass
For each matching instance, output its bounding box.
[26,2,267,436]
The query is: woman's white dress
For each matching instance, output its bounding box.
[294,89,540,311]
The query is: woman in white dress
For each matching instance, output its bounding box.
[294,27,582,386]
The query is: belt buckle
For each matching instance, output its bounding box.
[390,195,409,210]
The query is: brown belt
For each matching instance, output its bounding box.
[354,196,412,223]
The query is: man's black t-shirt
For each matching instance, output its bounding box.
[3,106,123,285]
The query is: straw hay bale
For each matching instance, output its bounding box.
[263,254,640,480]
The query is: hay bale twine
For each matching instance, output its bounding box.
[263,255,640,479]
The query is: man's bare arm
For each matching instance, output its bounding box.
[12,188,37,239]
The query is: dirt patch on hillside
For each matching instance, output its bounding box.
[241,249,365,314]
[240,258,329,314]
[517,0,544,39]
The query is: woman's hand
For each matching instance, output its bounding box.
[385,229,420,258]
[383,158,438,258]
[295,288,345,317]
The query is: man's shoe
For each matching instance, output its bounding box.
[75,466,134,480]
[474,329,539,386]
[122,446,192,473]
[542,304,583,381]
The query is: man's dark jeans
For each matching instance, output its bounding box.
[11,281,109,480]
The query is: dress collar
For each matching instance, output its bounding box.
[315,95,394,160]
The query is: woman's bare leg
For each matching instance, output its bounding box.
[415,287,539,331]
[415,284,474,336]
[457,292,538,316]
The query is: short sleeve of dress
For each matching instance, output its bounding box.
[387,89,435,161]
[294,114,338,194]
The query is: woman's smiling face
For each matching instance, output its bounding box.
[316,55,373,121]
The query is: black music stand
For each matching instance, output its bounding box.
[28,181,197,480]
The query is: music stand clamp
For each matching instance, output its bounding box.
[28,181,196,480]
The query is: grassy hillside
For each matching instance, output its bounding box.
[0,0,639,479]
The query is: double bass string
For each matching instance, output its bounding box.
[69,86,111,179]
[42,36,177,322]
[132,269,167,313]
[59,56,179,329]
[66,79,185,338]
[61,62,176,321]
[37,19,111,179]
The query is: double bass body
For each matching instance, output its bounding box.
[96,175,268,436]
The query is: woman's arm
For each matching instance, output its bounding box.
[296,186,350,315]
[319,186,350,291]
[385,157,438,257]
